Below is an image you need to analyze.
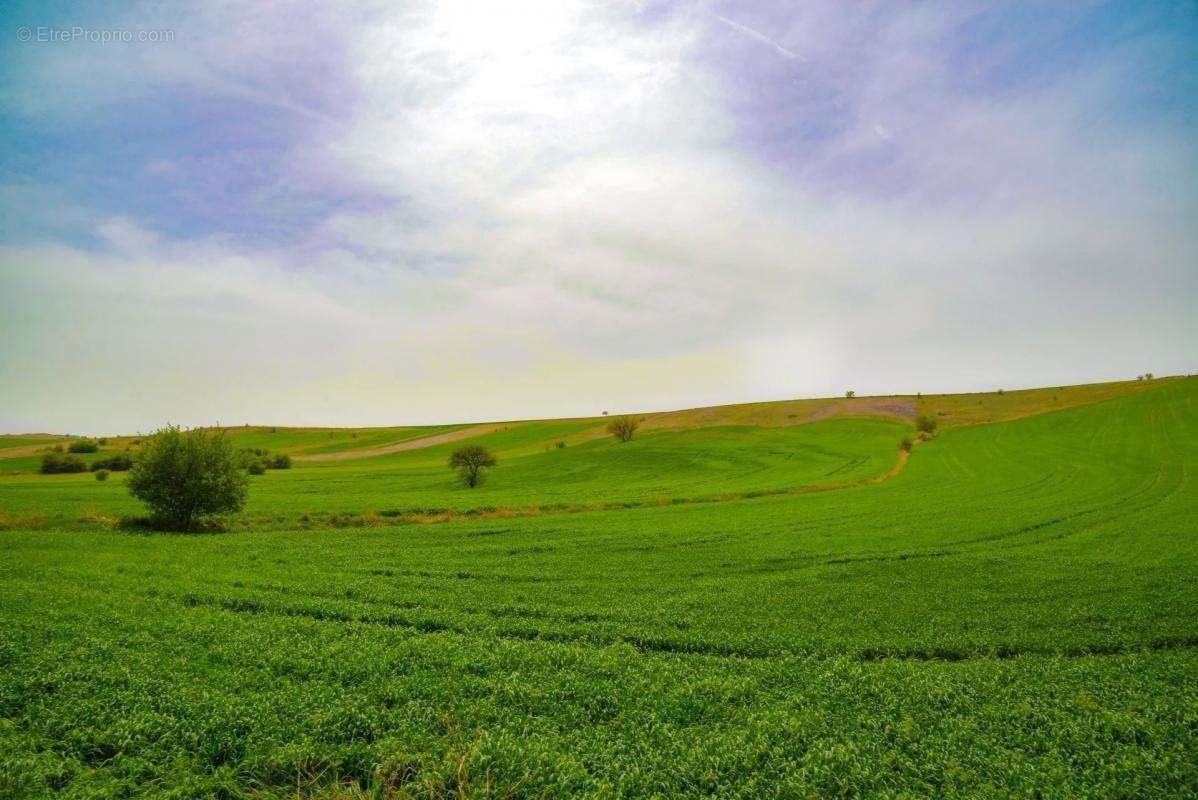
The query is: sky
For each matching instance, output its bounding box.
[1,1,1195,435]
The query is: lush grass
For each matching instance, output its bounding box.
[1,379,1196,797]
[0,418,908,521]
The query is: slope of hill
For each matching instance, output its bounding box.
[0,377,1195,796]
[0,375,1178,473]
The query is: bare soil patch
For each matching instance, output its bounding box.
[805,396,917,423]
[294,423,513,462]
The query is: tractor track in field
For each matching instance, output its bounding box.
[172,591,1198,664]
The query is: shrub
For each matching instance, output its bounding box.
[555,441,566,449]
[899,437,913,453]
[127,425,248,530]
[68,439,99,454]
[95,469,110,481]
[915,415,938,434]
[91,453,134,472]
[98,437,108,445]
[448,445,497,488]
[239,448,290,472]
[40,453,88,474]
[607,415,639,443]
[845,390,855,398]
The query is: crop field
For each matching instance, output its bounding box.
[1,378,1196,797]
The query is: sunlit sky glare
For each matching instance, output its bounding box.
[1,1,1195,435]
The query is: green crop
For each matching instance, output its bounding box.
[1,378,1195,797]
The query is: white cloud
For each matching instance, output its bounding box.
[1,1,1194,433]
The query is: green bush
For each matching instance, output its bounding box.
[68,439,99,453]
[127,426,248,530]
[899,436,914,453]
[915,415,938,434]
[91,453,135,472]
[239,448,290,472]
[95,469,110,481]
[40,453,88,474]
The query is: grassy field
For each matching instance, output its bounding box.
[1,378,1196,797]
[0,418,910,524]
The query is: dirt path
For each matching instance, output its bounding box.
[293,423,513,462]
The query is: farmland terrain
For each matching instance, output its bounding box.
[0,376,1195,797]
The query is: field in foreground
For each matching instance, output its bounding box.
[1,378,1196,797]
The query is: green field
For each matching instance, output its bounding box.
[1,378,1196,797]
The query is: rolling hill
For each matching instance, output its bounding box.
[0,375,1195,797]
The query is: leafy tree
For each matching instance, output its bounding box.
[607,415,640,443]
[899,436,914,453]
[127,426,248,529]
[845,390,855,398]
[449,445,497,488]
[915,415,938,434]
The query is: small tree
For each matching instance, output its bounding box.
[915,415,938,434]
[449,445,496,488]
[607,415,639,443]
[899,436,913,453]
[127,425,248,529]
[845,390,855,398]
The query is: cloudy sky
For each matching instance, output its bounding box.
[1,1,1195,434]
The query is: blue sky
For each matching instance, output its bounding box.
[1,1,1195,433]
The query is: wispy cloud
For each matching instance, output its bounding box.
[716,14,798,60]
